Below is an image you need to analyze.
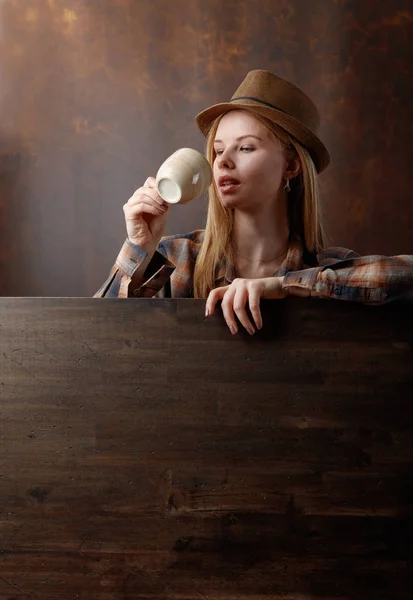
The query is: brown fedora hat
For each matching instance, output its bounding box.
[195,69,330,173]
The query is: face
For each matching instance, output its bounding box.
[212,110,288,211]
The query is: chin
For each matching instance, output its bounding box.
[218,194,245,210]
[220,198,237,210]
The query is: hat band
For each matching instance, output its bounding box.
[230,96,283,112]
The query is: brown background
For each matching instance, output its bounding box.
[0,0,412,297]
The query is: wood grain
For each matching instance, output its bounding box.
[0,297,412,598]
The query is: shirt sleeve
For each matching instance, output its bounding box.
[282,254,413,304]
[94,239,175,298]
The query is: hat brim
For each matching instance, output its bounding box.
[195,100,330,174]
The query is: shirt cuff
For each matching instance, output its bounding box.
[115,240,175,297]
[115,238,149,277]
[283,266,387,303]
[282,267,322,297]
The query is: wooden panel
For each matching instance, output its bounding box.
[0,0,412,296]
[0,298,412,599]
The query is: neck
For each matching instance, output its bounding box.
[232,194,290,262]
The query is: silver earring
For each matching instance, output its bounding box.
[284,179,291,193]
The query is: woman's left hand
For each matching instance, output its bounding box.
[205,277,286,335]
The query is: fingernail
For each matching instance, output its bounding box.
[247,327,255,336]
[257,322,262,330]
[229,326,237,335]
[205,308,209,317]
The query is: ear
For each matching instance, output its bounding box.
[285,157,301,180]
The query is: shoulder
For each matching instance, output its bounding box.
[317,246,360,266]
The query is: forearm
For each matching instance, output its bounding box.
[94,239,171,298]
[281,255,413,304]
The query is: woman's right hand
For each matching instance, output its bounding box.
[123,177,169,248]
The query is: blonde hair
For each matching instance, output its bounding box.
[193,111,326,298]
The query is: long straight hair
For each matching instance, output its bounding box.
[193,111,325,298]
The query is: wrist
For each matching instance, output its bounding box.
[262,276,286,299]
[128,236,156,252]
[279,276,287,297]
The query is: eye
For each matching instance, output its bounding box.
[215,149,224,156]
[240,146,254,152]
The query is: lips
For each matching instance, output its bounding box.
[217,175,241,196]
[218,175,240,189]
[218,175,241,195]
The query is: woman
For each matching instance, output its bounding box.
[95,69,413,334]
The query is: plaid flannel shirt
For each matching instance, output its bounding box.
[94,229,413,303]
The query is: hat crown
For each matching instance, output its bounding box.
[231,69,320,134]
[195,68,330,172]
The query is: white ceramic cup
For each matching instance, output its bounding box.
[156,148,212,204]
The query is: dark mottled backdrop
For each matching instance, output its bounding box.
[0,0,412,296]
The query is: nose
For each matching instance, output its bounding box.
[216,148,235,170]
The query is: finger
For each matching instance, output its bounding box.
[124,200,166,219]
[130,188,165,207]
[125,195,167,215]
[124,203,166,219]
[143,176,157,189]
[248,286,263,330]
[221,289,238,335]
[205,286,228,317]
[233,286,255,335]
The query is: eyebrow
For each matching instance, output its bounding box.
[213,135,262,144]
